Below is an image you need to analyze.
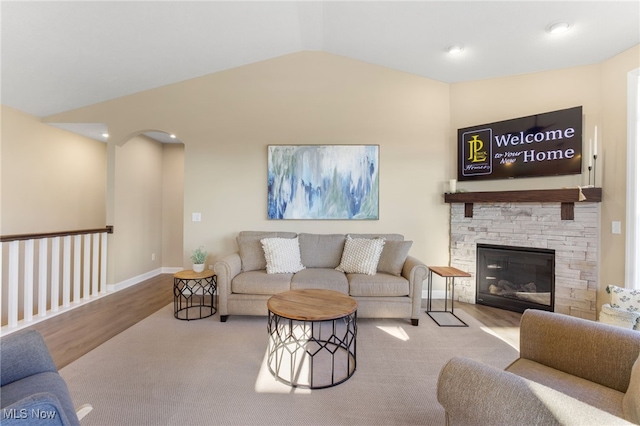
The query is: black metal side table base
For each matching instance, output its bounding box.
[173,271,217,321]
[427,311,468,327]
[426,266,471,328]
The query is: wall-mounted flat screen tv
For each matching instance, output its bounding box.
[457,106,583,181]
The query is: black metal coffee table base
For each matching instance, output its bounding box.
[267,311,357,389]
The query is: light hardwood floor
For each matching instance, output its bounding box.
[17,274,522,369]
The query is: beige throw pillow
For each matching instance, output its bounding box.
[336,236,385,275]
[377,240,413,276]
[261,237,305,274]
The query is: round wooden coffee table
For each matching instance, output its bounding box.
[267,289,357,389]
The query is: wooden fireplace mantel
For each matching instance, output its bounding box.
[444,187,602,220]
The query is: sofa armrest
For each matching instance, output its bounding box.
[519,310,640,393]
[0,330,57,387]
[401,255,428,321]
[437,357,634,426]
[213,252,242,317]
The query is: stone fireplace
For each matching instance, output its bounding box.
[446,188,601,320]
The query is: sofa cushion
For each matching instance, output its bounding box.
[623,355,640,424]
[298,233,345,268]
[506,358,626,419]
[237,231,296,272]
[291,269,349,294]
[336,236,385,275]
[348,273,409,297]
[261,237,305,274]
[377,240,413,276]
[599,304,640,330]
[231,271,292,295]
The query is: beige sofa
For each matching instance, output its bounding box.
[437,309,640,425]
[213,231,428,325]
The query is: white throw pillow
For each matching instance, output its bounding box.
[609,285,640,314]
[598,304,640,330]
[260,237,305,274]
[336,236,385,275]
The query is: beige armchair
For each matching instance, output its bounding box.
[437,309,640,425]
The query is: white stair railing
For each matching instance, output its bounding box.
[1,226,113,334]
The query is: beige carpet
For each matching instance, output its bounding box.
[60,304,519,425]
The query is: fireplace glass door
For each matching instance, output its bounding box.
[476,244,555,313]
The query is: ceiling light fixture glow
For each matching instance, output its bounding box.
[102,133,109,138]
[446,44,464,55]
[170,134,176,139]
[546,21,572,34]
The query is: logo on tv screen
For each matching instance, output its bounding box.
[461,128,493,178]
[457,106,583,181]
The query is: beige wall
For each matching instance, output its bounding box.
[41,48,639,305]
[47,52,453,275]
[162,143,185,268]
[600,46,640,302]
[113,135,164,283]
[1,105,106,235]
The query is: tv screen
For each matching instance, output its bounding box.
[457,106,583,181]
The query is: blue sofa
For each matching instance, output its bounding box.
[1,330,83,425]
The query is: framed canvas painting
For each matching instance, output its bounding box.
[267,145,379,220]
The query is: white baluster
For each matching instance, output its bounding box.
[51,237,60,312]
[84,234,91,299]
[63,235,71,307]
[24,239,34,322]
[92,233,99,296]
[100,232,108,293]
[8,241,19,327]
[39,238,48,317]
[74,235,81,302]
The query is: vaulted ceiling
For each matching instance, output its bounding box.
[2,1,639,120]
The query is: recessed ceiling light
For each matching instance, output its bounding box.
[446,44,464,55]
[546,21,572,34]
[170,134,176,139]
[101,133,109,138]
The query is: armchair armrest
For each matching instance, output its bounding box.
[1,330,57,387]
[437,357,634,426]
[519,310,640,392]
[1,392,73,426]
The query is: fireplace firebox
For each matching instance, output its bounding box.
[476,244,555,313]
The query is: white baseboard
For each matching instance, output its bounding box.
[162,266,183,274]
[107,268,163,292]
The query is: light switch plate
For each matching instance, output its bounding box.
[192,212,202,222]
[612,221,621,234]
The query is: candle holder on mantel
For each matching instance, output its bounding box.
[588,165,592,186]
[592,155,598,186]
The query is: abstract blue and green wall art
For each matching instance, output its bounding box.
[267,145,379,220]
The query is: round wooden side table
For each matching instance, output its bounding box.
[173,269,217,320]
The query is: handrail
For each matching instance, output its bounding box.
[1,226,113,243]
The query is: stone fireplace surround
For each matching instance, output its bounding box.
[446,188,601,320]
